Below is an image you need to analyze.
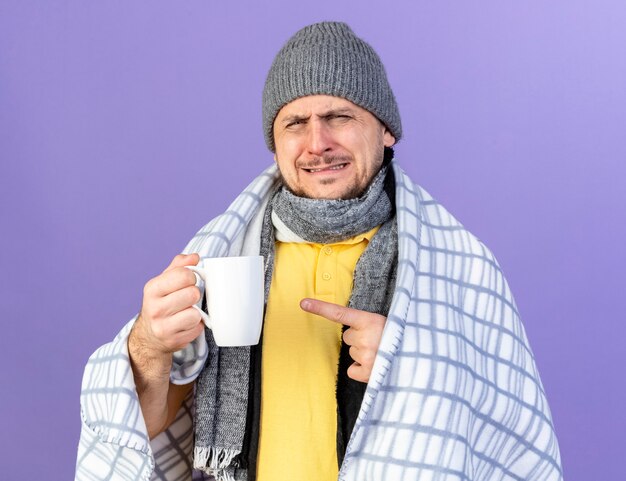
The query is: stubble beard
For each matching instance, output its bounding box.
[277,146,385,200]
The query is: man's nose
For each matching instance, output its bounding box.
[305,120,332,156]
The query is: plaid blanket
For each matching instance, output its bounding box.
[76,162,563,481]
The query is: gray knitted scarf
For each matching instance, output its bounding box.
[193,166,398,481]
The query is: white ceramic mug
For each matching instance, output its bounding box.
[186,256,264,347]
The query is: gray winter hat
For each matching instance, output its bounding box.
[262,21,402,152]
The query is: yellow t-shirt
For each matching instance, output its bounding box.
[256,227,379,481]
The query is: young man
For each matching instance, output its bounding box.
[76,22,562,481]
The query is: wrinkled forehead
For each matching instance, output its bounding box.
[274,95,378,125]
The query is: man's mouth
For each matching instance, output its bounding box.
[304,163,349,173]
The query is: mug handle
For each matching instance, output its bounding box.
[185,265,212,330]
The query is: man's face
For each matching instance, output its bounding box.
[273,95,396,200]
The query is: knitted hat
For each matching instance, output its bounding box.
[262,21,402,152]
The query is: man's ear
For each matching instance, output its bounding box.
[273,153,278,162]
[383,129,396,148]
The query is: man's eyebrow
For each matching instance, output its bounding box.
[280,107,357,126]
[318,107,355,118]
[280,114,310,125]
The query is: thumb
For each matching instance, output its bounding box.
[163,253,200,273]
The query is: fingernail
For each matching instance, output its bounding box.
[300,299,310,310]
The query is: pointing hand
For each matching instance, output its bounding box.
[300,298,387,383]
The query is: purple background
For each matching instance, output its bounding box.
[1,1,624,479]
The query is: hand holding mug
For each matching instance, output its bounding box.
[132,253,205,358]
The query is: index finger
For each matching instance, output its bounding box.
[163,253,200,273]
[148,266,198,298]
[300,298,362,328]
